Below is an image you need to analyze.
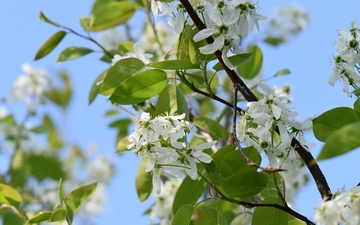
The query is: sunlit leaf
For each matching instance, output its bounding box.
[63,183,97,213]
[49,208,66,222]
[0,184,22,207]
[313,107,360,142]
[57,46,93,62]
[90,2,139,31]
[172,176,206,214]
[99,58,145,96]
[222,171,268,198]
[135,159,152,202]
[172,204,194,225]
[109,69,167,105]
[238,46,263,79]
[213,53,253,71]
[89,69,108,104]
[79,16,95,31]
[116,136,131,154]
[155,84,189,120]
[39,10,60,27]
[149,59,200,70]
[264,36,285,46]
[274,68,290,77]
[27,211,52,224]
[35,31,66,60]
[317,121,360,160]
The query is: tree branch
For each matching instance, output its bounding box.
[179,0,332,201]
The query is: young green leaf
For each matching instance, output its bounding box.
[39,10,60,27]
[79,16,95,31]
[89,69,108,105]
[116,136,131,154]
[273,68,291,77]
[149,59,200,70]
[252,197,288,225]
[0,183,22,207]
[135,159,153,202]
[27,212,53,224]
[155,84,189,120]
[221,171,268,198]
[57,46,93,62]
[264,36,285,46]
[49,208,66,222]
[312,107,360,142]
[34,30,66,60]
[238,46,263,79]
[193,116,230,140]
[212,53,253,71]
[99,58,145,96]
[90,2,139,31]
[172,176,206,215]
[317,121,360,161]
[109,69,167,105]
[195,208,223,225]
[171,204,194,225]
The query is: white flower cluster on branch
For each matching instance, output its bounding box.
[315,186,360,225]
[127,112,216,194]
[329,19,360,96]
[237,81,312,168]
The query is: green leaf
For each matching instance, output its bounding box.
[317,120,360,160]
[49,208,66,222]
[218,146,261,178]
[264,37,285,46]
[116,136,131,154]
[221,171,268,198]
[99,58,145,95]
[91,0,112,14]
[28,154,66,181]
[212,53,253,71]
[172,176,206,214]
[79,16,95,31]
[172,204,194,225]
[274,68,290,77]
[27,211,52,223]
[252,197,288,225]
[155,84,189,120]
[109,69,167,105]
[135,159,152,202]
[39,10,60,27]
[149,59,200,70]
[0,184,22,207]
[188,39,198,64]
[195,208,223,225]
[63,183,97,213]
[193,116,230,140]
[57,46,93,62]
[118,41,135,55]
[34,30,66,60]
[313,107,360,142]
[1,210,25,225]
[288,220,306,225]
[238,46,263,79]
[90,2,139,31]
[58,179,65,208]
[89,69,108,104]
[212,145,236,169]
[354,98,360,113]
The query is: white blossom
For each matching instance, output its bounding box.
[111,42,153,66]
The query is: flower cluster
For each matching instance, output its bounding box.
[10,63,50,112]
[151,0,267,69]
[237,81,311,167]
[111,42,153,66]
[329,19,360,96]
[127,112,216,194]
[315,186,360,225]
[149,179,182,225]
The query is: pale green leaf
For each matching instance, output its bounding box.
[317,121,360,160]
[135,159,152,202]
[212,53,253,71]
[0,184,22,207]
[252,197,288,225]
[90,2,139,31]
[57,46,93,62]
[39,10,60,27]
[35,31,67,60]
[27,211,52,224]
[109,69,167,105]
[195,208,223,225]
[49,208,66,222]
[149,59,200,70]
[89,69,108,104]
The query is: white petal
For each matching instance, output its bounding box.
[152,171,162,194]
[192,151,212,163]
[193,28,217,42]
[272,104,282,120]
[193,141,217,150]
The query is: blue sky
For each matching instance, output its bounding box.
[1,0,360,224]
